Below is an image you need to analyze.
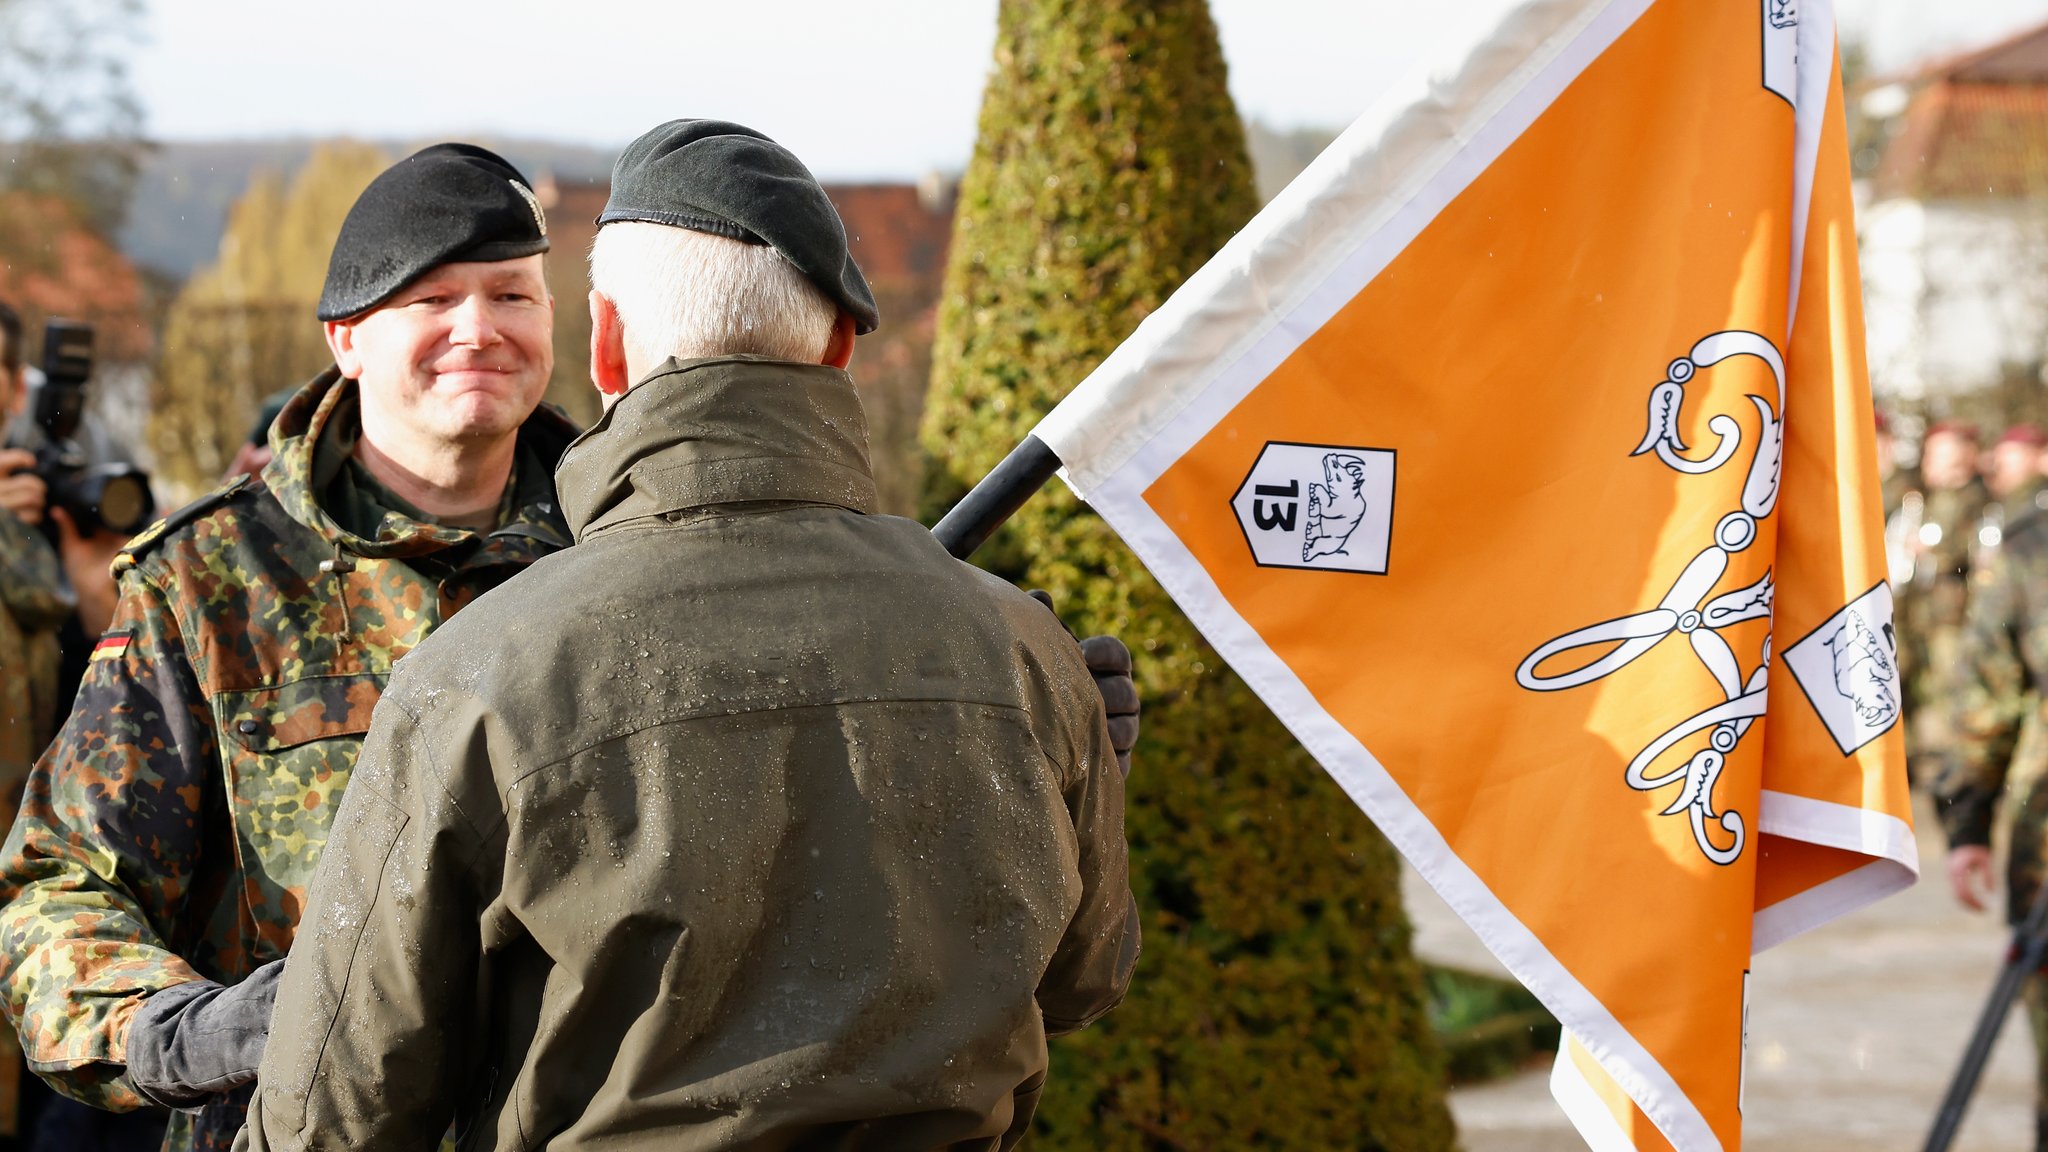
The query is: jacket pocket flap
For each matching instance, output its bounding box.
[220,673,387,752]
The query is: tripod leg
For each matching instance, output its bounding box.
[2029,971,2048,1152]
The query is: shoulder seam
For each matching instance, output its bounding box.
[116,474,257,571]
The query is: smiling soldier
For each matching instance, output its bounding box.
[0,143,579,1152]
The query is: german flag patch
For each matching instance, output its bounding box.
[89,630,134,663]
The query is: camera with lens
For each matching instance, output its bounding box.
[33,320,155,537]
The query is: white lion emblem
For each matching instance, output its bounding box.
[1824,610,1897,728]
[1303,453,1370,562]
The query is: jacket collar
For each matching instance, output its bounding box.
[555,356,878,542]
[262,366,578,558]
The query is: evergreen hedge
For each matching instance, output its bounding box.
[921,1,1457,1147]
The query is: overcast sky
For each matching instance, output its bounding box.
[135,0,2048,180]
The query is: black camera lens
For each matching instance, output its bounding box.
[81,468,152,537]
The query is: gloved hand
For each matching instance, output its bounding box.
[125,958,284,1110]
[1026,590,1140,778]
[1080,635,1139,778]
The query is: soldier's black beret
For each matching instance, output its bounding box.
[316,144,551,322]
[597,120,878,335]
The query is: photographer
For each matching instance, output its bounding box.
[0,302,73,793]
[0,303,69,1152]
[0,302,161,1152]
[1,315,146,711]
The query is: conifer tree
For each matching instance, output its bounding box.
[922,2,1457,1147]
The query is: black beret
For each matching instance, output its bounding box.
[598,120,879,335]
[317,143,551,322]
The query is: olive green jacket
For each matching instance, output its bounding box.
[0,369,576,1152]
[238,357,1137,1152]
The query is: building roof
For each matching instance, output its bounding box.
[0,193,153,362]
[824,183,953,291]
[1925,19,2048,85]
[1875,19,2048,202]
[542,177,954,296]
[1875,82,2048,200]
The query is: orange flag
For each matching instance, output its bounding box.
[1031,0,1914,1148]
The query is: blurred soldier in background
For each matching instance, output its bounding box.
[1940,438,2048,1150]
[0,303,136,711]
[0,302,71,1151]
[0,302,69,805]
[1901,420,1991,782]
[0,145,577,1152]
[1969,425,2048,612]
[1991,425,2048,519]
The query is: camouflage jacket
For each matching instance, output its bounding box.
[0,367,576,1152]
[1939,497,2048,921]
[1902,479,1992,762]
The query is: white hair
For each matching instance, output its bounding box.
[588,221,837,367]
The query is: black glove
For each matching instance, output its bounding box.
[125,958,284,1110]
[1080,635,1139,778]
[1027,591,1141,777]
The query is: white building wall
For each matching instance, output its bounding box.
[1861,197,2048,402]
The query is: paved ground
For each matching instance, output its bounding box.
[1409,796,2039,1151]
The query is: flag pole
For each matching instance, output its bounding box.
[931,435,1061,560]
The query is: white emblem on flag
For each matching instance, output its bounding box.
[1763,0,1799,105]
[1783,582,1900,755]
[1517,331,1787,866]
[1231,442,1396,574]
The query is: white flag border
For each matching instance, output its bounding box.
[1032,0,1910,1149]
[1752,793,1916,952]
[1552,1032,1646,1152]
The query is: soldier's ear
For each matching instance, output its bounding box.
[324,319,363,379]
[821,310,856,370]
[589,291,630,401]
